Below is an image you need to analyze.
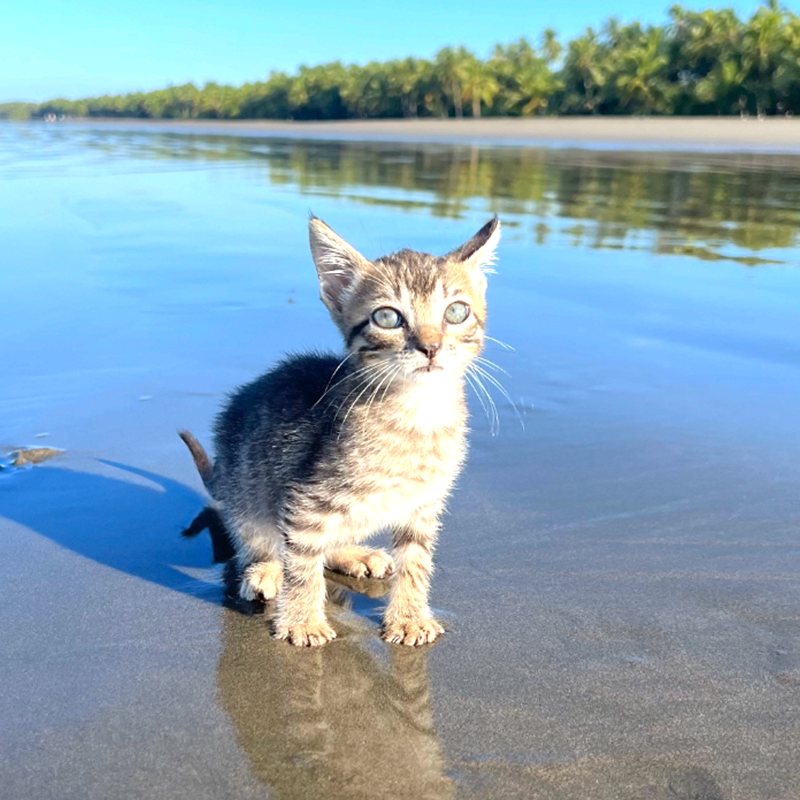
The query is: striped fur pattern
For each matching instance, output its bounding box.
[181,215,500,646]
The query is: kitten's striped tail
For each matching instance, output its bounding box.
[178,429,215,496]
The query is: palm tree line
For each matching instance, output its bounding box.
[4,2,800,121]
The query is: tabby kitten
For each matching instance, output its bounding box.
[180,215,500,646]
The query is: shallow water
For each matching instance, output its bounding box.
[1,122,800,799]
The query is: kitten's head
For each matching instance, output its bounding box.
[309,216,499,385]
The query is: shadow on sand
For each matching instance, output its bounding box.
[0,459,220,601]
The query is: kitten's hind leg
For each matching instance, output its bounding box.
[231,519,283,602]
[240,560,283,602]
[326,546,394,579]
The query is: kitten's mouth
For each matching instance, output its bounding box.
[414,363,444,374]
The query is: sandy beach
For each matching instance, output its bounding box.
[58,114,800,151]
[1,122,799,799]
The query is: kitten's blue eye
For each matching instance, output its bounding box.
[445,301,470,324]
[372,307,403,329]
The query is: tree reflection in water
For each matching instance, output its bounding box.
[77,129,800,267]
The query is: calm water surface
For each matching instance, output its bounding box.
[3,123,799,455]
[1,122,800,800]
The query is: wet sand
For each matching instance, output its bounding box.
[1,124,799,799]
[60,115,800,152]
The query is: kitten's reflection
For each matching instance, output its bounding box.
[186,507,455,800]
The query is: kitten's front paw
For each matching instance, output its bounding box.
[327,546,394,579]
[274,620,337,647]
[382,617,445,647]
[239,561,283,602]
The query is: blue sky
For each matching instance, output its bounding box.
[4,0,772,102]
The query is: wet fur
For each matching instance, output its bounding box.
[180,215,499,646]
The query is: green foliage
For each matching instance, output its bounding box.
[0,102,38,120]
[12,2,800,121]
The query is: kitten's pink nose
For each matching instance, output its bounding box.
[416,341,441,360]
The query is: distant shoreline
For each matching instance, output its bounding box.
[36,116,800,153]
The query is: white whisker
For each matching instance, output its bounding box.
[326,364,386,417]
[471,363,525,430]
[317,362,378,410]
[338,362,396,437]
[467,369,500,435]
[311,352,357,409]
[484,335,515,351]
[465,372,498,435]
[364,363,402,421]
[379,365,403,403]
[475,355,510,377]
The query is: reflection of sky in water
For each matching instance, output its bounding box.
[2,122,800,463]
[1,123,798,456]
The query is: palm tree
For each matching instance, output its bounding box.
[561,28,608,112]
[387,58,430,118]
[461,60,500,117]
[434,46,474,117]
[668,5,744,113]
[288,63,348,119]
[492,38,559,115]
[614,27,672,113]
[741,0,785,115]
[340,63,391,118]
[694,58,750,114]
[541,28,562,65]
[774,7,800,113]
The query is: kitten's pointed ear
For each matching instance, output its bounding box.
[448,216,501,274]
[309,215,369,318]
